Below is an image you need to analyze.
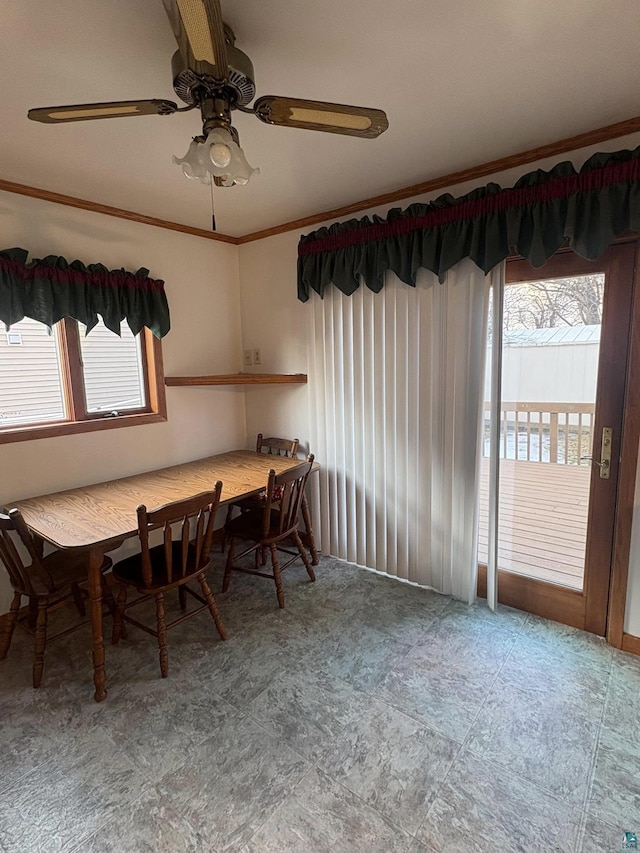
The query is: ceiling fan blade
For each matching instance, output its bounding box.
[162,0,228,79]
[28,99,178,123]
[253,96,389,139]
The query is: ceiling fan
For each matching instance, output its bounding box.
[27,0,389,189]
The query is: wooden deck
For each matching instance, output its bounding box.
[477,458,591,590]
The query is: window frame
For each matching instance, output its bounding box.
[0,318,167,444]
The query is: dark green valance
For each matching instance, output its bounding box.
[0,248,170,338]
[297,146,640,302]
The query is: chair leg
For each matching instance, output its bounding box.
[300,493,320,566]
[178,585,187,611]
[222,538,235,592]
[70,583,86,617]
[101,575,126,639]
[269,544,285,609]
[32,600,48,688]
[197,573,227,641]
[0,591,21,661]
[28,596,38,630]
[294,531,316,582]
[112,586,128,645]
[155,593,169,678]
[221,505,234,552]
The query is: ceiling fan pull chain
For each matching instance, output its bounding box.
[210,179,216,232]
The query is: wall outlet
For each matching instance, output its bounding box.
[242,349,253,367]
[253,348,262,365]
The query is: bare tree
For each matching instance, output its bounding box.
[503,274,604,330]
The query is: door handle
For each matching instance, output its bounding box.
[580,455,610,472]
[579,427,612,479]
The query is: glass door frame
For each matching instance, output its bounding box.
[478,237,640,638]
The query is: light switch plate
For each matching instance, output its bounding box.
[243,349,253,367]
[253,348,262,365]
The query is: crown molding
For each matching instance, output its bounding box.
[3,113,640,247]
[237,114,640,243]
[0,178,238,244]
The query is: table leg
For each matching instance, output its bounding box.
[300,493,319,566]
[88,547,107,702]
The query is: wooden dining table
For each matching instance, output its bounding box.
[8,450,319,702]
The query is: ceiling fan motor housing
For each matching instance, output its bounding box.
[171,41,255,107]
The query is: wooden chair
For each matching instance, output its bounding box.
[222,434,299,549]
[111,483,227,678]
[224,433,299,515]
[0,508,116,688]
[223,455,315,608]
[255,433,300,458]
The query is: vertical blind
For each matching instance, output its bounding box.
[309,259,500,600]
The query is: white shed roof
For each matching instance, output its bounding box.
[503,325,601,347]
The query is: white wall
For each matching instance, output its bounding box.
[238,131,640,637]
[238,231,312,455]
[0,192,246,612]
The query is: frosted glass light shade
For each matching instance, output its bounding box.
[172,127,258,186]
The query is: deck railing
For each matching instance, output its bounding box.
[482,401,595,465]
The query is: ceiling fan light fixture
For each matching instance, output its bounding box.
[172,126,258,187]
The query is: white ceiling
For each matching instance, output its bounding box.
[4,0,640,238]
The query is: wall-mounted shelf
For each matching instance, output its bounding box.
[165,373,307,386]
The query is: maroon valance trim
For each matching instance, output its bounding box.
[299,156,640,258]
[0,256,165,292]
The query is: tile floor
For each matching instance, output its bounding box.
[0,554,639,852]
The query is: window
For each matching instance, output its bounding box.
[78,319,146,414]
[0,317,166,443]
